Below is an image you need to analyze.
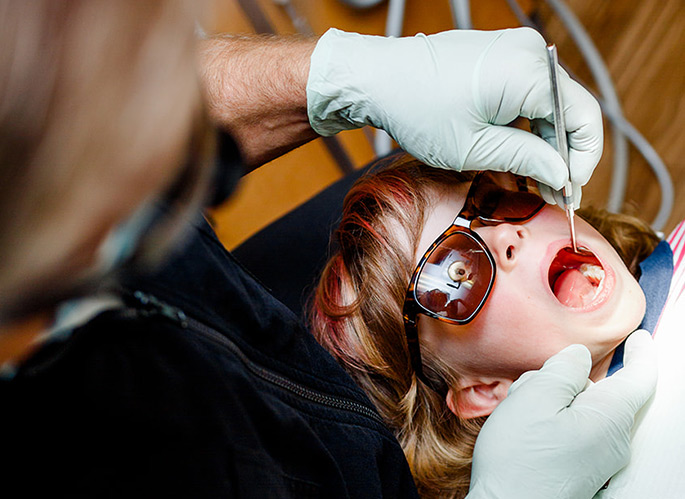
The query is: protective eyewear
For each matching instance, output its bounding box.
[402,171,545,395]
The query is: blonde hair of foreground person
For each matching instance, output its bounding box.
[0,0,209,327]
[309,154,659,498]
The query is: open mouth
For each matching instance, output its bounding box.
[548,246,605,308]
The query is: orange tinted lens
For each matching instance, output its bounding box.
[471,174,543,221]
[414,233,494,322]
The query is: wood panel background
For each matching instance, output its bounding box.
[206,0,685,249]
[539,0,685,234]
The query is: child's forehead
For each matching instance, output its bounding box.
[414,187,471,265]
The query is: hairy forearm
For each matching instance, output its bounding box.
[199,34,318,171]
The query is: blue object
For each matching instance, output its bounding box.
[607,240,673,376]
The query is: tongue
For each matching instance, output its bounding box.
[553,269,596,308]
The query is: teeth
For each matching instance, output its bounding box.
[579,263,604,286]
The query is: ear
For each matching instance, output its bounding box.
[446,377,513,419]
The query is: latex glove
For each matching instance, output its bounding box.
[531,117,583,207]
[307,27,603,198]
[467,330,657,499]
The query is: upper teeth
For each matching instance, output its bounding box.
[579,263,605,286]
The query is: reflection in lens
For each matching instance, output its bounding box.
[415,233,493,321]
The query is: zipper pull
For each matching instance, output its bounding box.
[130,290,188,328]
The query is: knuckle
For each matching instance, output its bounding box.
[511,26,546,48]
[574,85,602,119]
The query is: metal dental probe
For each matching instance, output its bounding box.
[546,43,579,253]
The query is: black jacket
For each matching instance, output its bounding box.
[0,216,418,498]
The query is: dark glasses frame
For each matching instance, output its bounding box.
[402,171,545,396]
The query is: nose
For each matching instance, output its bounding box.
[477,223,528,272]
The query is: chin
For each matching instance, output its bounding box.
[589,283,645,361]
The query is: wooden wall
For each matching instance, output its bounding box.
[539,0,685,233]
[206,0,685,248]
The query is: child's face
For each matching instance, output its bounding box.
[416,187,646,384]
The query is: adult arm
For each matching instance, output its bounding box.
[200,28,603,202]
[198,35,318,172]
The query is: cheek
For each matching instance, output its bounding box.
[478,260,643,374]
[459,286,568,375]
[527,205,570,236]
[593,264,646,340]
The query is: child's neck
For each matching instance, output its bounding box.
[589,349,617,382]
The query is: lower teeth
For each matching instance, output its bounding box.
[579,263,605,287]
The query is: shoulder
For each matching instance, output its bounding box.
[7,309,225,427]
[1,310,247,496]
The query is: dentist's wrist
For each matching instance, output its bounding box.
[200,34,317,169]
[307,28,406,136]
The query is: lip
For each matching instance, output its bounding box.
[542,239,615,312]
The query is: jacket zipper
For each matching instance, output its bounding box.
[127,291,384,425]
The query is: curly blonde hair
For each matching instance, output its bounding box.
[309,154,659,498]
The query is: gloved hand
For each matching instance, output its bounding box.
[530,117,583,206]
[307,27,603,204]
[466,330,657,499]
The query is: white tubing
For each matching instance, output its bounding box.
[385,0,406,37]
[336,0,385,8]
[504,0,673,229]
[544,0,629,214]
[600,102,674,230]
[449,0,473,30]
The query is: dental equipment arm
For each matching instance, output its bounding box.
[467,330,657,499]
[307,27,603,195]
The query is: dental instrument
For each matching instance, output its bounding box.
[546,43,579,253]
[506,0,672,230]
[331,0,672,230]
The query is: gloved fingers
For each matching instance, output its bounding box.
[561,75,604,186]
[466,125,569,189]
[569,183,583,206]
[530,117,557,147]
[518,60,602,186]
[505,344,592,413]
[538,183,558,205]
[537,182,583,207]
[507,369,536,395]
[575,330,657,418]
[528,74,602,186]
[530,118,584,206]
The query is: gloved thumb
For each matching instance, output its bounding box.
[531,118,583,207]
[468,124,569,190]
[529,82,601,190]
[538,182,583,207]
[506,343,592,414]
[574,330,657,418]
